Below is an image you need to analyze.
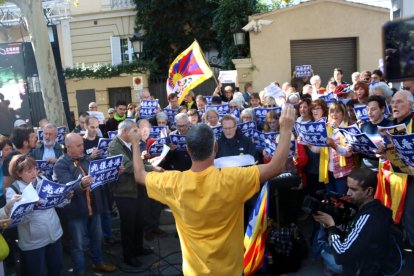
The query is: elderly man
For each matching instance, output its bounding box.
[54,133,116,275]
[216,114,256,158]
[128,105,296,275]
[31,123,63,165]
[164,113,192,171]
[108,120,154,267]
[390,90,414,248]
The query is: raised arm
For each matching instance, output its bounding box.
[129,128,148,185]
[258,105,296,183]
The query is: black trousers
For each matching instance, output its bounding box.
[115,196,144,261]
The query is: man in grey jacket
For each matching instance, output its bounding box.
[108,120,156,267]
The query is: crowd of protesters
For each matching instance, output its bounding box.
[0,66,413,275]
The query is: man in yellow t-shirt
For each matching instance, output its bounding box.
[128,106,296,275]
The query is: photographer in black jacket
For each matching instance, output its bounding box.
[313,168,393,275]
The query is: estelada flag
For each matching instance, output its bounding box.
[166,41,213,104]
[375,160,408,224]
[244,182,268,276]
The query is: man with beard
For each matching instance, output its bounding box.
[314,168,394,275]
[31,123,63,167]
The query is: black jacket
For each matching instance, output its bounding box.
[327,199,393,275]
[216,129,256,159]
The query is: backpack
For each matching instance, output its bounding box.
[381,224,404,276]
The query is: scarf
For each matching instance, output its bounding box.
[319,122,347,184]
[114,112,126,122]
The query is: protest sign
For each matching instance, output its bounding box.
[36,177,80,210]
[36,160,54,180]
[107,130,118,140]
[97,138,111,158]
[149,126,169,139]
[205,96,212,104]
[377,124,411,174]
[148,137,169,156]
[211,126,223,140]
[89,155,123,190]
[237,121,257,138]
[264,138,296,157]
[253,107,282,126]
[354,105,369,123]
[295,65,312,78]
[218,70,237,84]
[339,130,378,158]
[388,132,414,174]
[139,99,158,119]
[338,124,361,135]
[163,108,178,124]
[169,134,187,151]
[10,184,39,227]
[148,144,171,167]
[252,130,278,150]
[264,83,284,101]
[206,103,230,117]
[295,121,328,147]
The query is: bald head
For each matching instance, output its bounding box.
[65,133,84,159]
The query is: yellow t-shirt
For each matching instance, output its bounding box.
[146,165,260,276]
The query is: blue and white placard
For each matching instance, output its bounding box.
[253,107,282,125]
[295,65,312,78]
[206,103,230,116]
[169,134,187,151]
[9,184,39,227]
[36,177,80,210]
[36,160,54,179]
[252,130,278,150]
[354,105,369,123]
[211,126,223,140]
[149,126,169,139]
[295,121,328,147]
[97,138,111,158]
[163,108,178,124]
[89,155,123,190]
[148,137,169,156]
[107,130,118,140]
[389,132,414,168]
[139,99,158,119]
[339,130,378,158]
[237,121,257,138]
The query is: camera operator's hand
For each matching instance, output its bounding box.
[313,211,335,228]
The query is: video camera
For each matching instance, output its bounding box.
[302,191,357,225]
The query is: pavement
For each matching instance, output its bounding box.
[4,208,414,275]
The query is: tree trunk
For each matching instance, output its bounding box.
[8,0,67,127]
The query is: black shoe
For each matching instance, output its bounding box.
[137,247,154,256]
[125,257,142,267]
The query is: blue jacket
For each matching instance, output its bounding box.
[53,154,103,220]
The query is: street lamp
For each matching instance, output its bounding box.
[232,27,246,58]
[130,30,144,59]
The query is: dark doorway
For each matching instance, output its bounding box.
[76,89,96,114]
[108,87,132,108]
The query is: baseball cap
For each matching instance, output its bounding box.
[108,108,115,114]
[14,119,27,128]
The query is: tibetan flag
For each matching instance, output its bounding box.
[375,160,408,224]
[244,182,268,276]
[166,41,213,104]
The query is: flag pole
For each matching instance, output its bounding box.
[196,39,219,86]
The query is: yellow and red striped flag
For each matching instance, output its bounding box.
[375,160,408,224]
[244,183,268,276]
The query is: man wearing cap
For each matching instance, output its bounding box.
[14,119,28,128]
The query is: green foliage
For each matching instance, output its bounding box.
[63,60,157,80]
[133,0,294,73]
[134,0,219,75]
[211,0,257,69]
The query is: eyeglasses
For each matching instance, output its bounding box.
[264,105,276,108]
[312,107,322,111]
[223,126,236,131]
[176,124,188,129]
[128,108,134,110]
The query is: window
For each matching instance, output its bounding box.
[110,36,136,65]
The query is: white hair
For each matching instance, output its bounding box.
[369,82,393,99]
[310,75,321,84]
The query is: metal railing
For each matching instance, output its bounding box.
[111,0,135,9]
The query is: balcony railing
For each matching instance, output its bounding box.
[111,0,135,9]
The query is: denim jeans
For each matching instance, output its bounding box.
[20,239,63,276]
[67,214,103,273]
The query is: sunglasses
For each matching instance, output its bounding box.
[264,105,276,108]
